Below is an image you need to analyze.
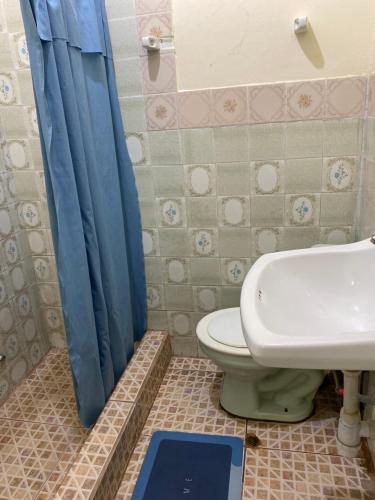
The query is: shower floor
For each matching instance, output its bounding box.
[0,349,88,499]
[115,359,375,500]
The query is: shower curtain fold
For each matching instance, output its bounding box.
[20,0,147,427]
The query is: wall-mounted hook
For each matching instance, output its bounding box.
[142,36,161,51]
[294,16,308,34]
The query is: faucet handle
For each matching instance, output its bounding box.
[370,235,375,244]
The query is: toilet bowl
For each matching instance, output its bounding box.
[196,307,325,422]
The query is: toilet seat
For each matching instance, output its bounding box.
[197,307,251,357]
[208,308,247,348]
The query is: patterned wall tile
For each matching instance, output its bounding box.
[248,84,286,123]
[141,53,177,94]
[177,90,212,129]
[218,196,250,226]
[286,194,319,226]
[145,93,177,130]
[137,12,173,40]
[0,0,62,396]
[221,258,250,285]
[212,87,247,126]
[323,156,357,192]
[326,77,367,118]
[184,164,216,197]
[251,160,284,194]
[368,75,375,117]
[0,72,18,105]
[167,311,192,336]
[286,80,325,120]
[193,286,219,312]
[157,197,186,227]
[189,228,218,257]
[163,257,189,284]
[252,227,282,257]
[135,0,171,15]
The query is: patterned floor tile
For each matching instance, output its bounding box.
[110,331,168,403]
[0,418,87,500]
[242,447,375,499]
[115,434,150,500]
[57,401,135,499]
[142,369,246,437]
[246,417,340,456]
[168,356,222,373]
[157,368,223,407]
[0,349,81,428]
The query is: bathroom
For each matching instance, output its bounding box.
[0,0,375,498]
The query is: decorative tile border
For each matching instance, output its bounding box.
[144,76,369,131]
[56,330,171,500]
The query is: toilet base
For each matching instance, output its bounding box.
[220,368,324,423]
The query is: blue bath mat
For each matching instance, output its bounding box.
[131,431,243,500]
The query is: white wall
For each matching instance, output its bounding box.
[173,0,375,90]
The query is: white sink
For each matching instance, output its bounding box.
[240,239,375,370]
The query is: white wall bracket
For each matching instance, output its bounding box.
[294,16,308,34]
[141,36,161,51]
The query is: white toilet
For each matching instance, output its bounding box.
[196,307,325,422]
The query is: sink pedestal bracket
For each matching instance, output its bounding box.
[337,370,362,458]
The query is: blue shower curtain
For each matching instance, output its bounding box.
[20,0,147,427]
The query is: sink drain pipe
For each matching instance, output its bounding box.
[337,370,375,457]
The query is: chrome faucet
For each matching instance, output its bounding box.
[371,235,375,245]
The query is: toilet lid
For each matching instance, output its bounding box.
[208,309,248,348]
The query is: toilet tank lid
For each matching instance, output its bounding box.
[208,309,248,348]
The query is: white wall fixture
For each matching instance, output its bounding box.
[294,16,308,34]
[141,36,161,51]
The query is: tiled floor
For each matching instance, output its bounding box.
[116,357,375,500]
[0,349,88,500]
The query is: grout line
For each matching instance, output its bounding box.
[0,414,85,429]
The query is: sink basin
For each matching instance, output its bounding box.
[240,239,375,370]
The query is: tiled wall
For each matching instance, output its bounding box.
[106,0,365,356]
[0,0,65,402]
[360,75,375,238]
[1,0,373,371]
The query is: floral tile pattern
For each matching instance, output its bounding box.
[145,93,177,130]
[286,80,325,120]
[212,87,248,126]
[137,12,173,40]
